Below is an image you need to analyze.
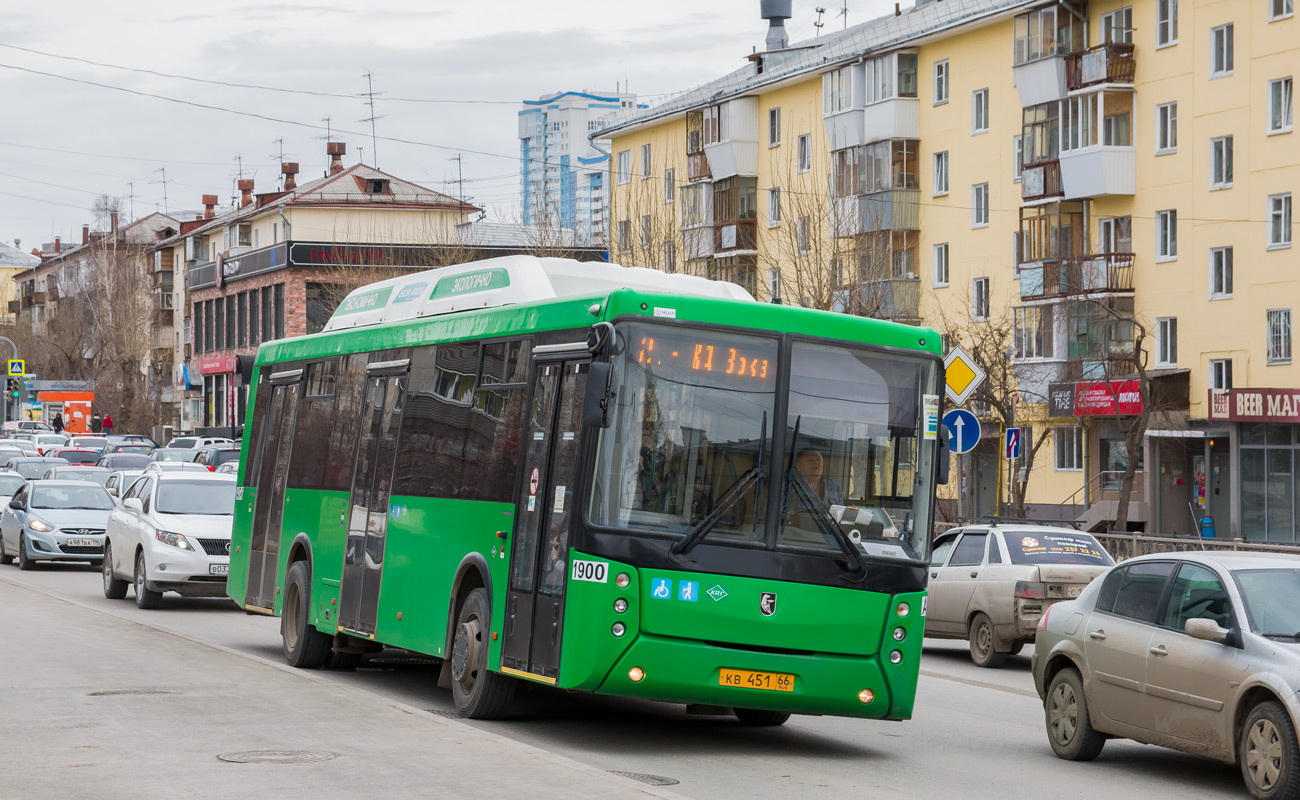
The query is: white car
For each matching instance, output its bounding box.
[143,462,210,474]
[104,469,145,499]
[34,434,69,455]
[166,435,233,450]
[68,436,109,453]
[0,439,40,456]
[102,472,236,609]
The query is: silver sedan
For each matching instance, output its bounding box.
[1033,551,1300,800]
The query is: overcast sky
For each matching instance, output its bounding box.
[1,0,890,251]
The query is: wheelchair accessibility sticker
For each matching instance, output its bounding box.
[651,578,672,599]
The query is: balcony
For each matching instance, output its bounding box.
[1020,254,1135,300]
[687,152,710,182]
[1066,43,1136,92]
[1021,160,1062,202]
[856,277,921,322]
[682,225,713,260]
[46,285,60,302]
[862,98,919,145]
[6,300,17,314]
[1014,56,1069,107]
[701,98,759,180]
[1059,146,1136,199]
[832,190,920,237]
[713,219,757,253]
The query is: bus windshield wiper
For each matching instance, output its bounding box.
[781,416,868,577]
[670,414,767,557]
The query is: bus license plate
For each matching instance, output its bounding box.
[209,564,229,576]
[718,668,794,692]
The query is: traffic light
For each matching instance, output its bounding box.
[7,378,16,400]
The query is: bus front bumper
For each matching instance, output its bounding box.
[596,633,905,719]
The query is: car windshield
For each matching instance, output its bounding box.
[1004,531,1113,565]
[156,480,235,515]
[113,445,151,455]
[107,454,152,469]
[586,322,940,564]
[154,449,198,462]
[72,437,107,448]
[31,484,114,510]
[170,437,199,449]
[1233,568,1300,636]
[0,476,24,496]
[15,460,64,478]
[56,469,111,487]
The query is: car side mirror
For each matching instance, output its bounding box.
[7,500,20,510]
[123,498,144,512]
[582,361,614,429]
[1185,617,1230,644]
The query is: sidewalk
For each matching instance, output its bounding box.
[0,578,685,800]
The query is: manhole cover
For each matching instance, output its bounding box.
[87,690,178,697]
[369,656,441,666]
[217,750,339,764]
[609,772,679,787]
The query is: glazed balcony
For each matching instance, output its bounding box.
[1066,43,1136,92]
[1021,159,1063,202]
[1059,146,1136,199]
[1020,253,1135,300]
[831,189,920,237]
[858,276,921,322]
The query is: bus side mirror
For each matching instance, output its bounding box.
[583,362,613,429]
[936,427,951,485]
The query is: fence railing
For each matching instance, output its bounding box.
[1093,531,1300,561]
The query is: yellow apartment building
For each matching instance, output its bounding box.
[599,0,1300,542]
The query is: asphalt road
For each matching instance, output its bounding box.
[1,563,1247,800]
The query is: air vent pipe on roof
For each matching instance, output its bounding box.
[761,0,792,50]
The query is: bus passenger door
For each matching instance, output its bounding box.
[247,370,302,612]
[500,360,588,681]
[338,365,407,639]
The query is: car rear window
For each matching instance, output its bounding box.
[107,454,152,470]
[60,451,100,465]
[170,437,198,449]
[1005,532,1114,565]
[212,449,240,465]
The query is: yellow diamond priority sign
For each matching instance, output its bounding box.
[943,345,985,406]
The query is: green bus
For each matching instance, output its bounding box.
[228,256,948,723]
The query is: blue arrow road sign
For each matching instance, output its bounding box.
[1005,427,1022,459]
[942,409,981,455]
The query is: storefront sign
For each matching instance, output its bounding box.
[199,356,238,375]
[1208,388,1300,423]
[288,242,448,269]
[1048,380,1143,417]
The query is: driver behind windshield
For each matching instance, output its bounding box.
[794,448,843,507]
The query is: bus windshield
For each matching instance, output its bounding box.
[587,322,939,564]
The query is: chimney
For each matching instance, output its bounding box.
[201,194,218,219]
[281,162,299,191]
[54,236,61,253]
[110,210,119,232]
[82,224,89,245]
[761,0,792,51]
[238,179,255,208]
[327,142,346,175]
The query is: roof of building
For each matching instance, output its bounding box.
[595,0,1036,137]
[0,241,39,270]
[455,221,585,250]
[14,212,180,280]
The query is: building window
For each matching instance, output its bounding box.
[1156,317,1178,366]
[768,188,781,227]
[1210,246,1234,298]
[640,144,652,179]
[934,60,949,105]
[1100,216,1133,253]
[1013,304,1054,358]
[1268,309,1292,363]
[1156,209,1178,260]
[1055,426,1083,471]
[1102,7,1133,43]
[616,150,631,184]
[972,277,990,321]
[640,215,651,250]
[1210,136,1233,189]
[617,220,631,253]
[1272,0,1293,20]
[797,134,811,173]
[796,217,810,255]
[249,287,260,346]
[1156,102,1177,153]
[933,151,949,196]
[971,183,989,228]
[1013,135,1024,183]
[768,268,781,303]
[933,243,949,286]
[664,240,676,274]
[1157,0,1178,46]
[237,223,252,247]
[1210,358,1233,390]
[972,89,989,134]
[769,107,781,146]
[236,292,247,347]
[1211,24,1234,77]
[1270,78,1293,133]
[1270,193,1293,248]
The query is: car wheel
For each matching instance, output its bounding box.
[1240,701,1300,800]
[450,587,516,719]
[17,533,35,571]
[0,536,11,566]
[734,708,792,726]
[282,560,330,669]
[968,612,1007,668]
[102,543,128,600]
[134,551,162,609]
[1045,667,1105,761]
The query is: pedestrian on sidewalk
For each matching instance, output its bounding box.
[51,413,63,434]
[103,414,114,435]
[91,413,102,433]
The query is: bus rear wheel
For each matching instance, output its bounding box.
[283,560,331,669]
[450,587,515,719]
[734,708,791,726]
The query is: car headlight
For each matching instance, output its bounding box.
[155,529,193,551]
[28,518,53,532]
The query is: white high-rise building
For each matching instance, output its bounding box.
[518,91,642,247]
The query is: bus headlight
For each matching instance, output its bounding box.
[896,602,910,617]
[892,627,906,642]
[613,598,628,614]
[889,650,903,665]
[858,689,875,704]
[611,622,626,637]
[628,667,645,682]
[615,573,630,588]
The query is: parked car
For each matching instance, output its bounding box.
[166,435,232,450]
[194,444,241,471]
[104,434,159,449]
[16,421,53,432]
[7,457,70,479]
[143,462,210,474]
[1034,552,1300,800]
[104,469,145,499]
[68,436,109,453]
[214,461,239,475]
[151,448,200,463]
[97,453,153,471]
[53,448,102,466]
[34,434,69,455]
[925,524,1114,667]
[103,472,237,607]
[0,439,40,456]
[42,465,111,487]
[102,443,151,456]
[0,480,115,569]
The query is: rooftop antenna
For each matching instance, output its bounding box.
[814,7,827,34]
[359,71,386,168]
[839,1,849,28]
[270,137,286,190]
[127,181,136,220]
[449,154,465,207]
[150,166,171,214]
[232,154,245,207]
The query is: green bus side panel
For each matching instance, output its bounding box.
[276,489,350,624]
[372,496,514,660]
[557,553,640,691]
[227,486,256,606]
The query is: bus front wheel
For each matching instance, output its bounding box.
[283,560,330,669]
[450,587,516,719]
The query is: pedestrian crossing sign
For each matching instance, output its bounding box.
[7,360,23,377]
